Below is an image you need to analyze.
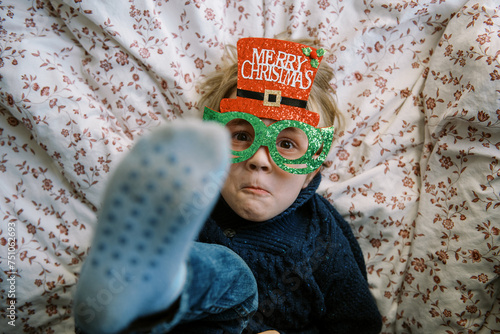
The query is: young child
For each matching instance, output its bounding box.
[74,37,382,334]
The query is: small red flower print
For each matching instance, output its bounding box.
[370,238,381,248]
[352,138,362,147]
[476,33,490,45]
[399,229,410,239]
[42,179,53,191]
[7,93,15,106]
[153,18,161,29]
[161,79,168,90]
[115,51,129,65]
[354,72,363,82]
[443,309,452,317]
[374,41,383,52]
[318,0,330,10]
[100,59,113,72]
[494,265,500,275]
[374,192,386,204]
[25,18,36,28]
[476,273,488,283]
[411,257,427,273]
[466,305,478,314]
[46,304,57,316]
[139,48,151,59]
[400,88,411,98]
[57,224,68,235]
[439,156,453,169]
[48,98,58,108]
[402,176,415,188]
[444,45,453,57]
[375,77,387,89]
[442,218,454,230]
[336,149,350,161]
[133,74,140,81]
[477,111,489,122]
[205,8,215,20]
[405,273,415,284]
[7,116,18,126]
[74,162,85,175]
[35,279,43,287]
[41,86,50,96]
[22,118,33,130]
[490,70,500,81]
[426,97,436,110]
[27,223,36,234]
[469,249,482,263]
[195,57,204,69]
[329,173,339,182]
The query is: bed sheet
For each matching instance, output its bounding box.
[0,0,499,333]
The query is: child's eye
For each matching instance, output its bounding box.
[231,131,254,151]
[233,131,252,142]
[276,127,309,159]
[277,139,296,150]
[226,119,255,152]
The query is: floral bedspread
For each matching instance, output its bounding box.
[0,0,499,333]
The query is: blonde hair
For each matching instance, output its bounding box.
[198,36,341,130]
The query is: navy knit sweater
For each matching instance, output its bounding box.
[198,174,382,334]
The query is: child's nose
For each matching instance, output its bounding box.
[246,146,272,172]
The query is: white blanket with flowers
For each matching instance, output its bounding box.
[1,0,499,333]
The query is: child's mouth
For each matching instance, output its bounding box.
[242,186,270,196]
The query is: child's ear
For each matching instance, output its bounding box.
[302,168,320,189]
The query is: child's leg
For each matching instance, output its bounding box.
[73,119,240,333]
[127,242,258,334]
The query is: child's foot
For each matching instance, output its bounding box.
[74,119,230,334]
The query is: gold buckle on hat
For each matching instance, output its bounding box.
[263,90,281,107]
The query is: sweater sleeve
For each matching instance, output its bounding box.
[315,197,382,334]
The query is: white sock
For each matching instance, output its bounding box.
[74,119,229,334]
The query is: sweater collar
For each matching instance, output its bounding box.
[211,173,321,229]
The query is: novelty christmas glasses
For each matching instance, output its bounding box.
[203,107,334,174]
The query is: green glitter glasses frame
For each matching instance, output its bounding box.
[203,107,335,174]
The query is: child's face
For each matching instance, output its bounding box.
[221,117,317,222]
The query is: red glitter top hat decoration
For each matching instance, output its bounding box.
[219,37,325,127]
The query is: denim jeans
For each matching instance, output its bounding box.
[141,242,259,334]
